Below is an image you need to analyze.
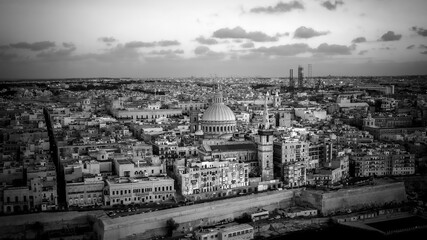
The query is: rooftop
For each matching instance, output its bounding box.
[210,143,257,152]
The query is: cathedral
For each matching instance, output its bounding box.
[194,86,275,180]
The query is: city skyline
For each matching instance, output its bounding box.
[1,0,427,78]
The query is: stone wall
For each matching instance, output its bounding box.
[299,182,407,215]
[94,190,294,240]
[0,210,102,238]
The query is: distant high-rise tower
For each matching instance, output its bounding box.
[308,64,312,80]
[298,65,304,89]
[289,69,294,89]
[257,94,274,181]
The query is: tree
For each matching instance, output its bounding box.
[166,218,179,236]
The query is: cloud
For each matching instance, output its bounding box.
[9,41,55,51]
[194,46,210,55]
[358,50,368,55]
[212,26,278,42]
[294,26,329,39]
[0,51,19,62]
[98,37,117,43]
[158,40,180,46]
[411,26,427,37]
[62,42,75,48]
[124,40,180,48]
[421,51,427,55]
[250,42,353,56]
[84,44,143,62]
[146,49,183,60]
[241,42,255,48]
[407,45,415,49]
[314,43,352,55]
[321,1,344,11]
[352,37,366,44]
[250,1,304,14]
[193,46,225,59]
[125,41,156,48]
[37,47,76,61]
[252,43,311,56]
[195,36,218,45]
[379,31,402,41]
[149,49,184,55]
[419,44,427,49]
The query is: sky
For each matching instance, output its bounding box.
[0,0,427,79]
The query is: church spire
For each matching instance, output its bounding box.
[262,92,269,129]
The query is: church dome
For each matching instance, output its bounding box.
[202,104,236,122]
[200,88,236,140]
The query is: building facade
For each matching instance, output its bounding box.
[174,159,249,201]
[104,176,175,206]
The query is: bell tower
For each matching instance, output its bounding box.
[257,94,274,181]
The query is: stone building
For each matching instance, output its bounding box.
[104,176,175,206]
[174,159,249,201]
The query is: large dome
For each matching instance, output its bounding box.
[202,104,236,122]
[200,89,237,140]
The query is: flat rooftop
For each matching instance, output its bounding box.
[210,143,257,152]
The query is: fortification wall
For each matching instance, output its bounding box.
[0,210,102,237]
[299,182,407,215]
[95,190,294,240]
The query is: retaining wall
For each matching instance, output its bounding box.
[299,182,407,215]
[95,190,294,240]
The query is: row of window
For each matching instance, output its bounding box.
[69,197,102,205]
[111,193,172,203]
[227,229,253,237]
[70,193,102,198]
[111,186,173,195]
[202,125,235,133]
